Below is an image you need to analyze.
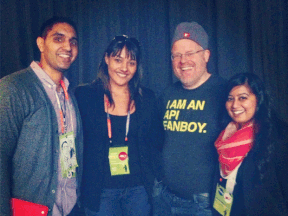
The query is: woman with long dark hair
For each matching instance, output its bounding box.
[212,73,288,216]
[75,35,161,216]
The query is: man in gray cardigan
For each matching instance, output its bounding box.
[0,17,83,216]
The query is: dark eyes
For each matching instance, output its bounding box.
[53,37,78,46]
[54,37,63,42]
[114,58,136,66]
[239,96,247,100]
[70,39,78,46]
[129,62,136,66]
[227,96,247,102]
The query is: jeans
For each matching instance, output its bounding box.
[152,180,212,216]
[85,186,150,216]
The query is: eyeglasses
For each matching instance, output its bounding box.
[171,50,205,61]
[113,35,140,47]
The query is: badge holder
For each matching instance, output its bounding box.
[109,146,130,176]
[213,163,240,216]
[213,183,233,216]
[60,131,78,178]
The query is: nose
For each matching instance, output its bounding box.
[180,54,187,64]
[63,40,72,51]
[232,99,240,108]
[121,62,128,72]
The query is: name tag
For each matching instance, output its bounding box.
[108,146,130,176]
[59,131,78,178]
[213,183,233,216]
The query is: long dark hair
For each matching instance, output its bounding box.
[225,73,273,178]
[95,35,142,107]
[225,73,271,129]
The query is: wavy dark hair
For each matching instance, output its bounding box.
[95,35,142,108]
[224,73,273,179]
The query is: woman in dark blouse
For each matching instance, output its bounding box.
[212,73,288,216]
[75,35,162,216]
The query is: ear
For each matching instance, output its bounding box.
[36,37,44,53]
[104,53,109,65]
[204,50,210,63]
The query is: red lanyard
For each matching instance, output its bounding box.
[38,63,72,134]
[55,80,71,134]
[60,80,69,100]
[58,80,70,134]
[106,99,130,143]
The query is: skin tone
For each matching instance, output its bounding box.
[226,84,257,130]
[104,47,137,116]
[36,22,78,91]
[171,39,211,90]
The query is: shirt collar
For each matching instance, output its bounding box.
[30,61,70,91]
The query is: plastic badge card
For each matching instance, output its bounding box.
[213,184,233,216]
[108,146,130,176]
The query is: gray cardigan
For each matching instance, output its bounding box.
[0,66,83,215]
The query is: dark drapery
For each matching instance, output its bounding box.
[1,0,287,120]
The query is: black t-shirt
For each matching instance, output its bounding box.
[159,75,227,199]
[103,112,143,188]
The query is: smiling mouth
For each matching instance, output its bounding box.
[181,66,193,71]
[116,72,128,78]
[233,110,244,115]
[58,54,72,59]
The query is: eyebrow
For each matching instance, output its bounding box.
[228,92,250,96]
[235,93,250,97]
[52,32,78,41]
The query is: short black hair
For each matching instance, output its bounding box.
[39,16,78,38]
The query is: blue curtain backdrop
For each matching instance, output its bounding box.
[1,0,287,120]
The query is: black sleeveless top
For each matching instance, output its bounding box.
[103,112,143,188]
